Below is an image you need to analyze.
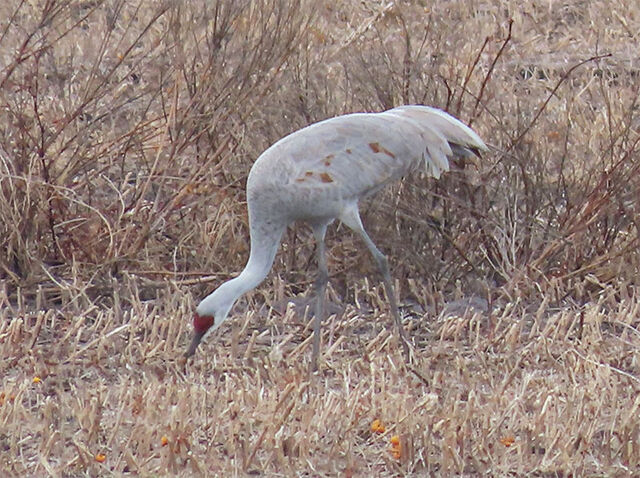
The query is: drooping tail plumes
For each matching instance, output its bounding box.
[384,105,488,178]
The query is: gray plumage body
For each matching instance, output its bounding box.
[186,105,488,369]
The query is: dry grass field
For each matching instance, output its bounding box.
[1,0,640,476]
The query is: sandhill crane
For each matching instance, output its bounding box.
[185,105,487,370]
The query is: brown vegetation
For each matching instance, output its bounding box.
[1,0,639,475]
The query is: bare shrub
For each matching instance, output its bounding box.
[1,1,640,475]
[0,0,311,307]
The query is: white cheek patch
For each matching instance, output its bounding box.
[202,320,221,342]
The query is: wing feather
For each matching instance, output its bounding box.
[248,105,487,201]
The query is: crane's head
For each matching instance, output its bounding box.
[184,286,235,358]
[184,312,215,357]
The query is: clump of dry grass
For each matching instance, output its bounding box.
[1,0,640,475]
[2,283,640,475]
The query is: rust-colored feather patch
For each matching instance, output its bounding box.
[295,171,314,182]
[319,172,334,183]
[369,142,381,153]
[324,154,335,166]
[296,170,333,184]
[368,142,396,158]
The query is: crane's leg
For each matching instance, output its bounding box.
[340,206,411,362]
[311,224,329,372]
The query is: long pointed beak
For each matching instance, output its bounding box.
[185,330,205,358]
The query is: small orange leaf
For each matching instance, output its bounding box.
[95,453,106,463]
[500,435,515,447]
[371,419,386,434]
[390,435,402,460]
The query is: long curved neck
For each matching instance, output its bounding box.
[197,223,284,320]
[224,231,282,301]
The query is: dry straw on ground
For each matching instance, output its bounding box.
[1,0,639,476]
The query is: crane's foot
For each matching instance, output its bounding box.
[400,336,410,362]
[309,346,319,375]
[393,313,413,364]
[397,331,415,365]
[308,360,318,378]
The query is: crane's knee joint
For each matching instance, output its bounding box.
[315,269,329,289]
[375,254,390,275]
